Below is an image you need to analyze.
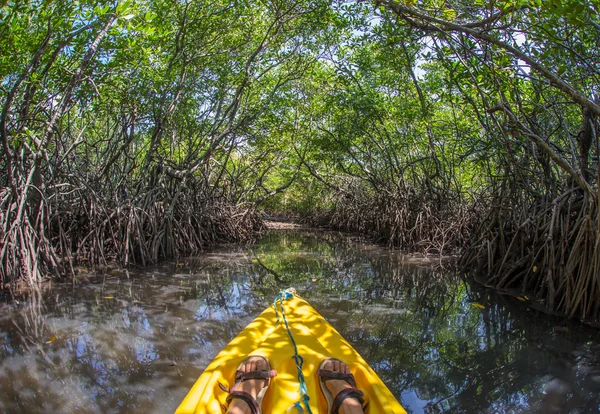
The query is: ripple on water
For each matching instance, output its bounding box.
[0,230,599,413]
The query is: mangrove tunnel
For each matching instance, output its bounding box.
[2,0,600,325]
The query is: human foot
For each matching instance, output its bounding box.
[318,358,365,414]
[226,355,275,414]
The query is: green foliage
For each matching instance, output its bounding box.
[2,0,600,307]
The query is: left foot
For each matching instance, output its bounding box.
[226,356,270,414]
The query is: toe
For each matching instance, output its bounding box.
[243,356,267,373]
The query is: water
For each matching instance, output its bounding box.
[1,230,599,413]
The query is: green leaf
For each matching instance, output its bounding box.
[116,0,132,15]
[442,8,457,20]
[145,11,156,22]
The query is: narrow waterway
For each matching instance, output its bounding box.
[1,230,599,413]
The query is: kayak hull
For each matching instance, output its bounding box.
[176,294,406,414]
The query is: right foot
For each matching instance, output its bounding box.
[319,359,364,414]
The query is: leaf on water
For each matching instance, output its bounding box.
[104,296,114,299]
[473,303,485,309]
[553,326,569,333]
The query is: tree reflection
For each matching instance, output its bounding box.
[0,231,599,413]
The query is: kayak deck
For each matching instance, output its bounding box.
[176,292,406,414]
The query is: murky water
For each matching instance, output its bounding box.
[1,230,600,413]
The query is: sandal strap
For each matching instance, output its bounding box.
[226,391,260,414]
[316,369,357,388]
[332,388,365,414]
[235,369,277,382]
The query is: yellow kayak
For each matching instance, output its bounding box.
[176,289,406,414]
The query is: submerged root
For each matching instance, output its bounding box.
[303,180,476,256]
[0,174,265,287]
[461,185,600,321]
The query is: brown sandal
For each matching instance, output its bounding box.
[222,356,277,414]
[317,358,365,414]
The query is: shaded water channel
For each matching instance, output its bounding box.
[1,230,600,413]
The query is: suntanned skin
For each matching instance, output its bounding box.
[319,359,364,414]
[226,356,266,414]
[226,357,364,414]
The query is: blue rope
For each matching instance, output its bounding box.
[273,289,313,414]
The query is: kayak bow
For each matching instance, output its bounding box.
[176,290,406,414]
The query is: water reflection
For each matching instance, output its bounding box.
[0,230,599,413]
